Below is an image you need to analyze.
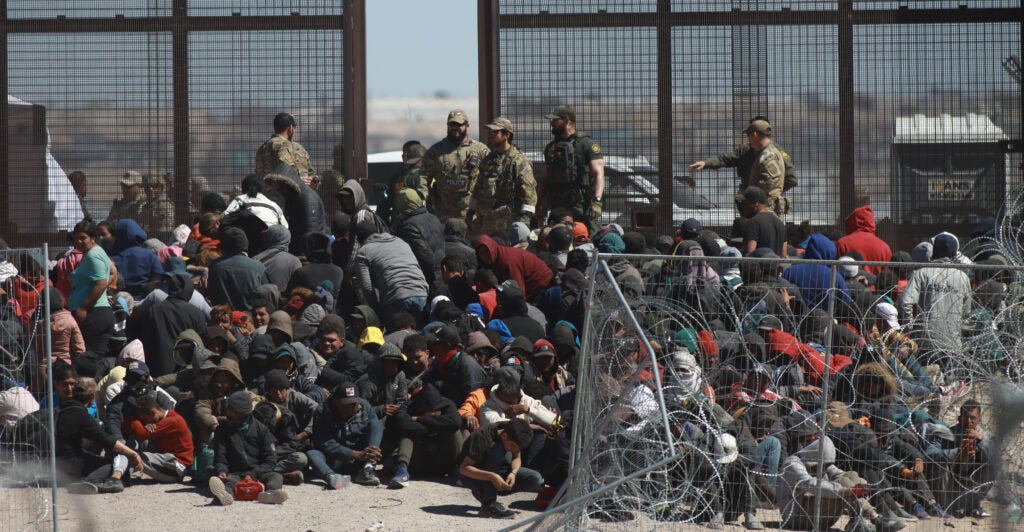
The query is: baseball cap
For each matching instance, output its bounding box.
[427,324,461,347]
[265,369,290,389]
[572,222,589,243]
[735,186,768,205]
[121,171,143,187]
[447,109,469,125]
[127,361,150,377]
[679,218,702,239]
[198,355,221,370]
[544,105,576,122]
[532,339,557,358]
[744,119,772,136]
[874,302,900,330]
[405,143,427,166]
[142,172,163,187]
[332,383,362,405]
[485,117,514,133]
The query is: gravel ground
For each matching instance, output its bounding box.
[1,477,1010,532]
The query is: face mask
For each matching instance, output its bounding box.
[98,237,115,252]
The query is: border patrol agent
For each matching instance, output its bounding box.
[467,117,537,239]
[540,105,605,232]
[690,116,797,216]
[424,110,490,222]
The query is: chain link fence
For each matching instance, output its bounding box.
[508,249,1024,531]
[0,246,56,532]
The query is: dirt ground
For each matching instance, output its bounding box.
[1,477,1011,532]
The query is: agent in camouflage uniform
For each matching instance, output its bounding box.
[541,105,605,232]
[254,112,316,185]
[378,141,430,226]
[140,171,176,237]
[423,109,490,222]
[467,117,537,239]
[107,171,146,226]
[690,117,796,216]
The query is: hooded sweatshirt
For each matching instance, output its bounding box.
[836,204,891,275]
[140,273,207,378]
[195,358,247,437]
[354,232,429,309]
[393,188,446,287]
[475,235,554,301]
[264,169,328,255]
[497,284,545,343]
[781,233,851,310]
[253,225,302,293]
[899,234,971,355]
[339,179,389,269]
[111,218,164,297]
[207,240,271,312]
[286,232,344,306]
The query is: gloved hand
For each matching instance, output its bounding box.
[587,199,602,220]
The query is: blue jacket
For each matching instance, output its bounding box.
[781,233,851,310]
[312,398,381,463]
[111,219,163,297]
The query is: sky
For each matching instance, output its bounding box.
[366,0,479,99]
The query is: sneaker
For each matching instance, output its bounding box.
[352,467,380,487]
[480,501,516,519]
[707,512,725,530]
[97,478,124,494]
[970,507,991,518]
[743,511,765,530]
[208,476,233,506]
[389,465,410,489]
[872,514,906,531]
[894,506,917,522]
[67,482,98,495]
[912,503,929,520]
[282,471,304,486]
[845,516,876,532]
[930,502,950,518]
[257,489,288,504]
[327,473,349,490]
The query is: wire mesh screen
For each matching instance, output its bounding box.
[495,0,1022,246]
[511,251,1024,530]
[2,1,346,246]
[0,248,55,532]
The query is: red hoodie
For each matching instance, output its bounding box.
[836,205,891,275]
[474,235,554,300]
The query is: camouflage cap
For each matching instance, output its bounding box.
[744,119,772,136]
[121,171,143,187]
[405,143,428,166]
[544,105,576,122]
[485,116,514,133]
[447,109,469,125]
[142,172,163,187]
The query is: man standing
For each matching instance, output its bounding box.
[140,172,175,238]
[690,116,796,216]
[424,110,490,222]
[107,171,145,226]
[468,117,537,239]
[736,186,786,257]
[255,112,316,186]
[540,105,605,231]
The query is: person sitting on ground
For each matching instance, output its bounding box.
[112,393,193,486]
[252,400,308,486]
[262,369,318,453]
[386,377,462,488]
[308,382,384,489]
[208,390,289,505]
[458,418,544,519]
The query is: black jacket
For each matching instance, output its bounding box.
[394,206,446,286]
[318,341,375,389]
[424,352,486,406]
[55,398,118,466]
[389,382,461,438]
[498,285,545,343]
[138,273,207,377]
[212,414,277,476]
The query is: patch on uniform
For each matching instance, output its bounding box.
[592,145,601,154]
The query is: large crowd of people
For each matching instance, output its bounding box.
[0,109,1013,530]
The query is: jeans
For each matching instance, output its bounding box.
[756,436,782,486]
[462,466,544,506]
[306,415,384,480]
[383,296,427,329]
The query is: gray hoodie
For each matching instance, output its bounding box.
[777,436,849,526]
[354,232,429,308]
[253,225,302,293]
